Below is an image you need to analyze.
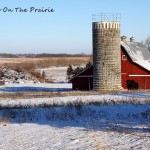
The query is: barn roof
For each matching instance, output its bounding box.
[69,65,93,81]
[121,41,150,71]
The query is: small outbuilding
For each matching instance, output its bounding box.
[70,37,150,90]
[70,66,93,90]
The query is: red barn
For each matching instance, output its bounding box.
[70,36,150,90]
[121,36,150,89]
[70,66,93,90]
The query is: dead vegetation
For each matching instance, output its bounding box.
[0,89,149,101]
[1,91,150,109]
[0,56,92,84]
[0,57,91,83]
[0,63,47,83]
[0,56,92,68]
[0,91,106,100]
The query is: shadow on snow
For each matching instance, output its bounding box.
[0,104,150,135]
[0,86,71,92]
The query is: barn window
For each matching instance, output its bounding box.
[122,55,127,60]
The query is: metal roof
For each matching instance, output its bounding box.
[121,41,150,71]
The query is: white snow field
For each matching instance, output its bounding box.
[38,66,68,83]
[0,103,150,150]
[0,74,150,149]
[0,83,72,93]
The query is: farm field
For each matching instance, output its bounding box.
[0,58,150,149]
[0,56,91,67]
[0,104,150,149]
[0,82,150,149]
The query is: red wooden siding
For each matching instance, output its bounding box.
[71,66,93,90]
[72,77,93,90]
[121,46,150,89]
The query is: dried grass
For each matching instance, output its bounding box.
[1,57,91,83]
[1,56,92,68]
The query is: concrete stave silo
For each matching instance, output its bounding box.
[92,21,122,90]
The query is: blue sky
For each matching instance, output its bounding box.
[0,0,150,54]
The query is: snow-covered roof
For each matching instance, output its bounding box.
[121,41,150,71]
[69,65,93,81]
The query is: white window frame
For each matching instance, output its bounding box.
[122,55,127,60]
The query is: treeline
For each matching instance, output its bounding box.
[0,53,91,58]
[26,53,91,58]
[0,53,19,58]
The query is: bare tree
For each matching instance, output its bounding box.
[143,36,150,51]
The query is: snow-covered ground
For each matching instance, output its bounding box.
[0,83,72,92]
[0,104,150,149]
[38,66,68,83]
[0,90,150,108]
[0,66,150,149]
[0,66,69,84]
[0,85,150,149]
